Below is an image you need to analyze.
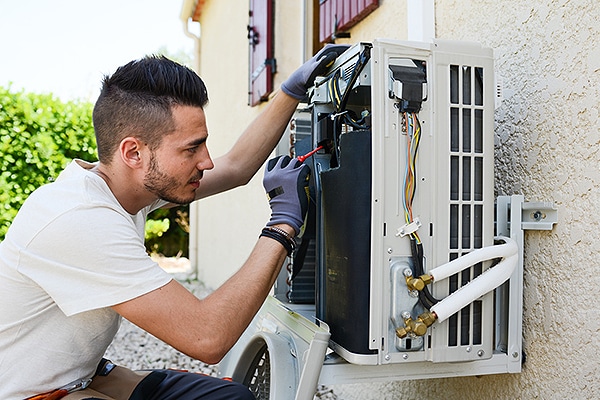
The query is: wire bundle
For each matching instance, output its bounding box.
[402,112,421,244]
[323,48,372,165]
[401,112,439,308]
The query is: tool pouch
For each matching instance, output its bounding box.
[63,359,166,400]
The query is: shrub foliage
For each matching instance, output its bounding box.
[0,85,188,256]
[0,86,96,238]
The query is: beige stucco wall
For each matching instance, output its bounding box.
[186,0,599,397]
[189,1,304,288]
[331,0,600,399]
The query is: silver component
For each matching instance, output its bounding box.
[390,258,424,352]
[58,378,92,393]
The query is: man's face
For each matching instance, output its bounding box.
[143,105,213,204]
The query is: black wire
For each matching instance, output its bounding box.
[327,48,372,166]
[410,239,431,309]
[331,116,340,168]
[339,47,371,112]
[342,110,369,130]
[331,69,343,111]
[410,239,440,309]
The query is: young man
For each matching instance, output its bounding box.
[0,46,347,399]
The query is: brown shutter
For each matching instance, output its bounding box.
[319,0,379,43]
[248,0,275,106]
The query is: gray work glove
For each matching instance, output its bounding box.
[263,155,311,235]
[281,44,350,100]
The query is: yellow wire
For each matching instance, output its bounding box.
[402,112,421,244]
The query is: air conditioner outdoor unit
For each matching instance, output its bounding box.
[283,38,499,365]
[219,39,554,400]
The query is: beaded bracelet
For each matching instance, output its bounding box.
[260,226,297,256]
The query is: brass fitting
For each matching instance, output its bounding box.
[395,326,410,339]
[395,315,428,339]
[405,274,433,291]
[395,312,438,339]
[418,311,437,327]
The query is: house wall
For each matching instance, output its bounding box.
[186,0,599,397]
[330,0,600,399]
[189,1,304,288]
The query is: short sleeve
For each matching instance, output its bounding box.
[18,204,172,316]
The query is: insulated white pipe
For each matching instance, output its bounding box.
[430,238,518,322]
[429,236,518,282]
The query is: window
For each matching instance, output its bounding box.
[319,0,378,43]
[248,0,275,106]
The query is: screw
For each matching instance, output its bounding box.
[466,346,472,353]
[402,354,409,360]
[384,354,391,361]
[531,211,545,221]
[387,248,393,254]
[512,352,519,358]
[477,350,485,357]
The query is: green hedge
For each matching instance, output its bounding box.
[0,86,97,238]
[0,85,188,257]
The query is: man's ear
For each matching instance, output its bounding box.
[119,137,144,169]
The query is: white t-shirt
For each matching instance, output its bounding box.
[0,160,173,399]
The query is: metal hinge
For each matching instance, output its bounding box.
[251,58,277,81]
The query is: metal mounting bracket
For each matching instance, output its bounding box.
[497,196,557,233]
[521,201,557,230]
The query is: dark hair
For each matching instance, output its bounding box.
[92,55,209,164]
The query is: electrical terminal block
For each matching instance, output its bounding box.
[396,218,421,237]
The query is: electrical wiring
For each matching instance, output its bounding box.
[327,68,343,111]
[402,112,421,242]
[401,112,440,308]
[343,109,370,130]
[323,48,372,166]
[326,47,370,113]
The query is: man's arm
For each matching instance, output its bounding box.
[113,155,310,364]
[193,91,300,200]
[192,44,350,200]
[111,224,292,364]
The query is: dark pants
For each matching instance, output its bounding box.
[131,370,255,400]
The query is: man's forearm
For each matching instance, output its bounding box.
[195,91,300,200]
[230,91,300,175]
[111,227,291,365]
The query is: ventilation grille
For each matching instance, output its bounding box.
[447,64,486,347]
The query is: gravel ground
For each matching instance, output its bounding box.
[103,267,338,399]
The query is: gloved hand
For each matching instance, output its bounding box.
[263,155,311,235]
[281,44,350,100]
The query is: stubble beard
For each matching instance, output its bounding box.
[144,151,196,205]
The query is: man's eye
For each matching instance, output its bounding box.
[187,147,198,153]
